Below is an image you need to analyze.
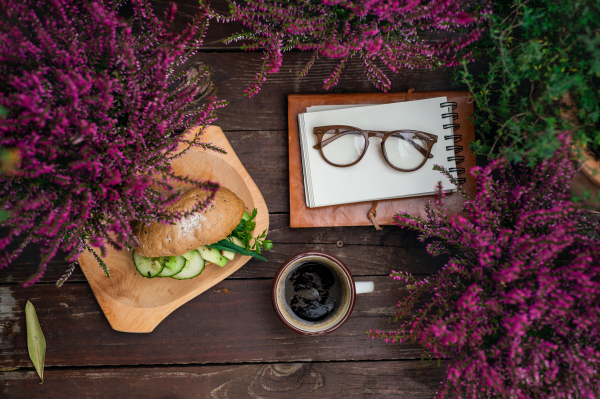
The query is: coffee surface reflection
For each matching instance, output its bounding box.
[284,262,340,322]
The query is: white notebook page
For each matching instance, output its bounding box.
[298,97,458,208]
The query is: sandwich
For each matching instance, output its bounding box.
[131,186,271,279]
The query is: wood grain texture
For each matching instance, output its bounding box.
[77,126,269,333]
[225,130,289,213]
[268,213,424,247]
[1,361,447,398]
[173,52,488,132]
[0,277,425,367]
[0,239,445,284]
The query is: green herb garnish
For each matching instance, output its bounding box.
[208,240,267,261]
[229,209,273,255]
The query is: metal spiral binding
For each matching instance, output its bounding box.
[442,112,458,120]
[446,145,463,152]
[444,134,462,143]
[443,123,460,130]
[440,101,457,110]
[441,101,465,184]
[447,155,465,164]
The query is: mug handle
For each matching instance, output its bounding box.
[355,281,374,294]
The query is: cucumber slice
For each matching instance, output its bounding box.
[227,236,245,248]
[181,250,196,262]
[133,252,163,278]
[158,255,186,277]
[198,246,228,267]
[172,251,205,279]
[221,250,235,260]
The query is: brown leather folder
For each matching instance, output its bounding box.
[288,91,477,228]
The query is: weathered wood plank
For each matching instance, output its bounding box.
[1,360,447,398]
[266,213,427,248]
[0,234,445,284]
[251,242,445,277]
[225,130,289,213]
[0,277,426,367]
[175,52,487,132]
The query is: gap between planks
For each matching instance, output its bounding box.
[0,273,435,286]
[2,357,448,373]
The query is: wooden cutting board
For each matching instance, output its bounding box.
[78,126,269,333]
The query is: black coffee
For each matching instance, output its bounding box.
[284,262,340,322]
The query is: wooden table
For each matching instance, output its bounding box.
[0,2,487,397]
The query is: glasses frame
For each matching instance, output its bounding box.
[312,125,438,172]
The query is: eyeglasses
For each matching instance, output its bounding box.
[312,125,438,172]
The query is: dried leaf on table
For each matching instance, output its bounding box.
[25,301,46,383]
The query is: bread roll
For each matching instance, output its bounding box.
[133,187,245,257]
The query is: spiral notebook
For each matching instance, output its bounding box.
[298,97,463,208]
[288,91,476,227]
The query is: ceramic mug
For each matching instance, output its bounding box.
[272,251,374,336]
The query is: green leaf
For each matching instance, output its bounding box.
[25,301,46,383]
[208,240,267,261]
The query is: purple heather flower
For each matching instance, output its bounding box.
[0,0,226,286]
[221,0,490,97]
[368,136,600,397]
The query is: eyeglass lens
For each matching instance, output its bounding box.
[384,133,428,170]
[321,129,366,166]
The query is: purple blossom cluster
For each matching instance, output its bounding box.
[221,0,489,97]
[368,136,600,398]
[0,0,225,286]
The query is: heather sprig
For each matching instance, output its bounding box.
[368,137,600,398]
[219,0,490,97]
[0,0,226,286]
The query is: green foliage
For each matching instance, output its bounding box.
[457,0,600,164]
[229,208,273,254]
